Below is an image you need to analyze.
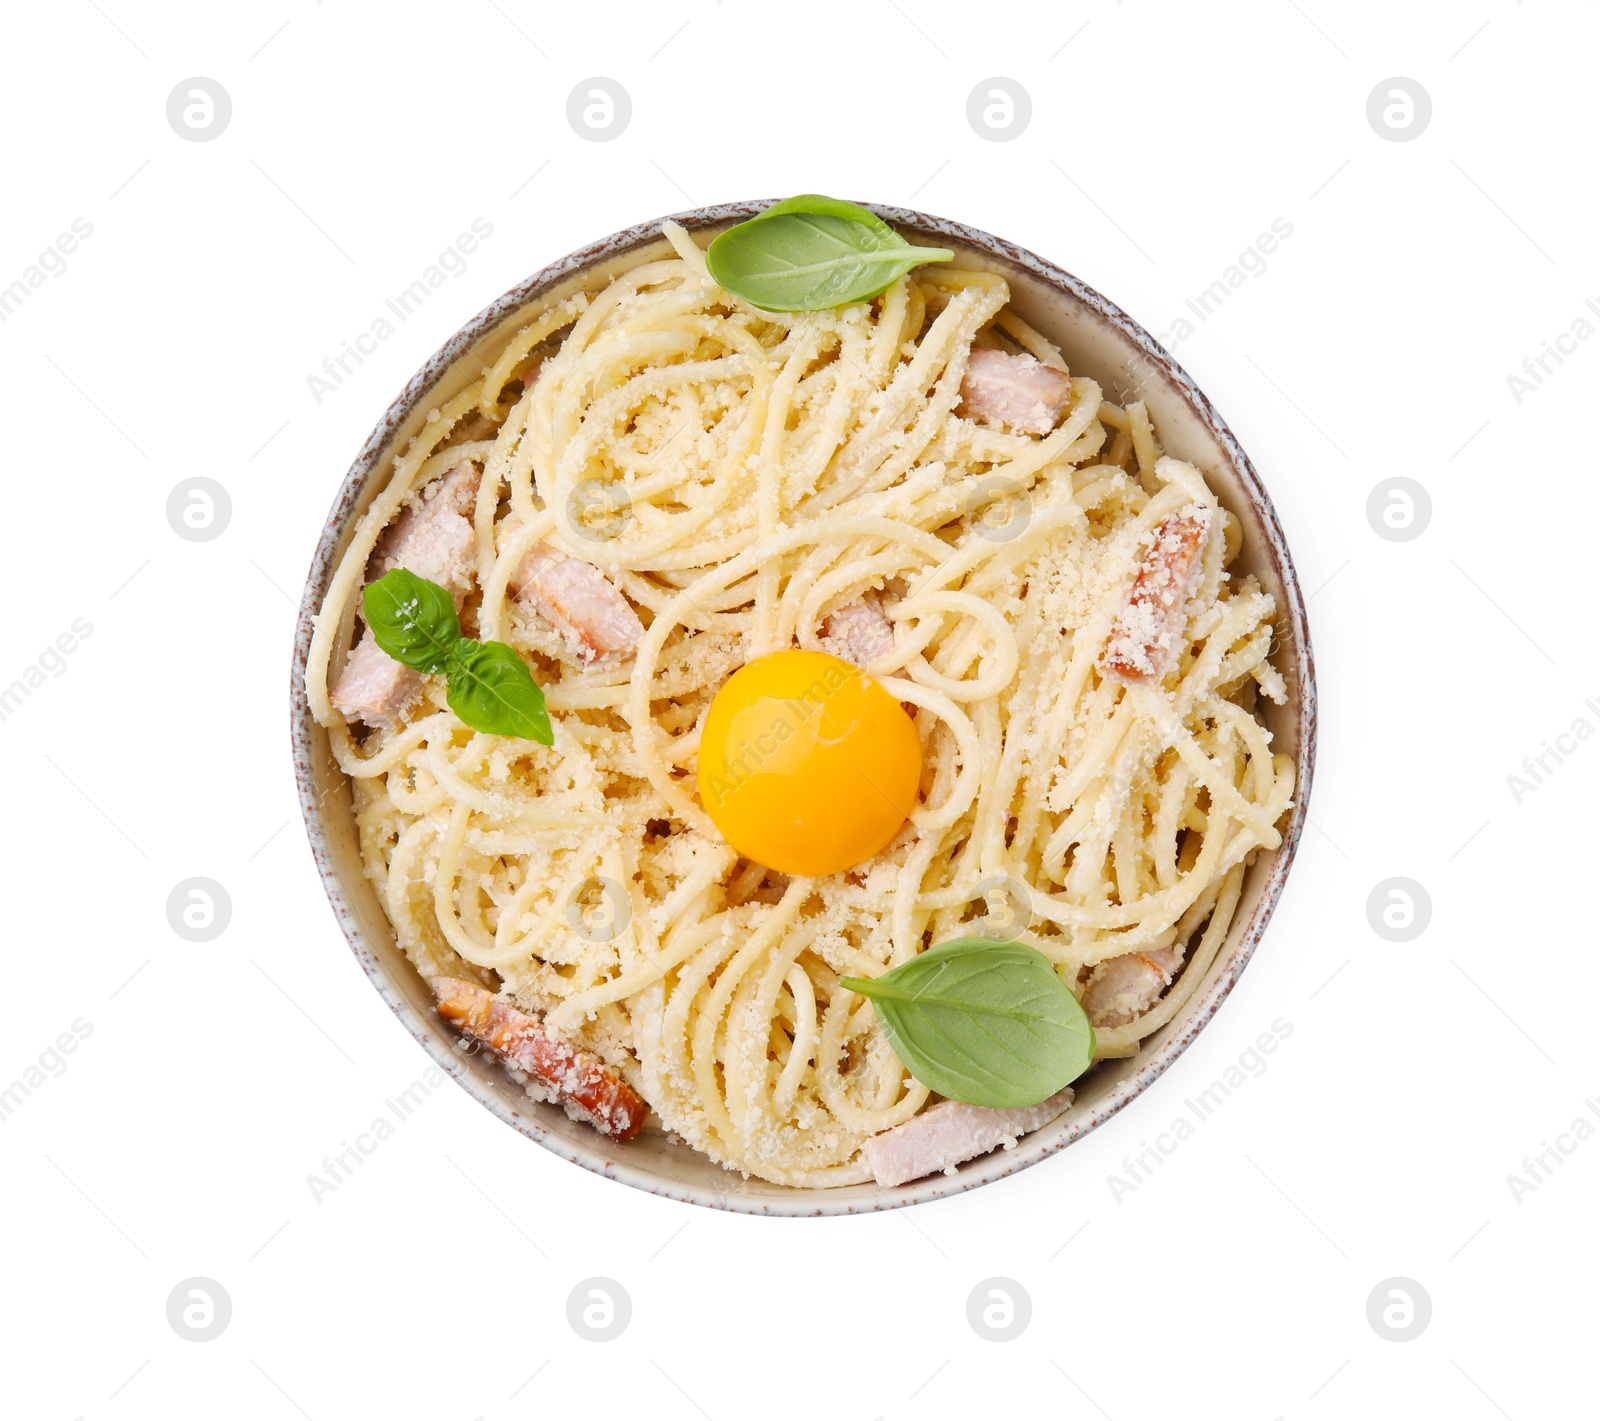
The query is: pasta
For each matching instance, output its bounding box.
[307,221,1295,1188]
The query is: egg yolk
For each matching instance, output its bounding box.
[697,650,921,877]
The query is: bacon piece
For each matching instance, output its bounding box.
[331,463,483,728]
[1082,946,1184,1029]
[958,348,1073,436]
[821,592,895,667]
[366,462,481,595]
[429,977,648,1141]
[1100,506,1212,685]
[862,1089,1075,1189]
[329,632,423,731]
[510,543,644,666]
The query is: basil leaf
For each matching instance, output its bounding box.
[753,193,904,243]
[359,568,553,743]
[445,638,554,744]
[363,567,461,673]
[706,194,953,312]
[841,937,1095,1109]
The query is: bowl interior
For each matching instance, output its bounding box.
[291,202,1315,1215]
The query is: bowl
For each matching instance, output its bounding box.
[291,201,1317,1215]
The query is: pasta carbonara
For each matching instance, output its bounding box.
[306,220,1294,1188]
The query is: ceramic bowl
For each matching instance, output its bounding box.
[291,201,1317,1215]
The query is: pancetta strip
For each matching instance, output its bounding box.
[1101,506,1212,685]
[862,1089,1075,1188]
[511,543,644,666]
[958,348,1073,436]
[429,977,648,1141]
[1082,946,1184,1029]
[331,462,481,728]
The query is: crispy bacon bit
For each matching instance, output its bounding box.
[862,1089,1075,1189]
[821,592,895,667]
[429,977,648,1141]
[510,543,644,666]
[1101,506,1212,685]
[1082,946,1184,1029]
[331,463,482,728]
[958,348,1073,436]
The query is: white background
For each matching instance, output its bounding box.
[2,1,1595,1416]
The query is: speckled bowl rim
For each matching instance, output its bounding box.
[292,200,1317,1216]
